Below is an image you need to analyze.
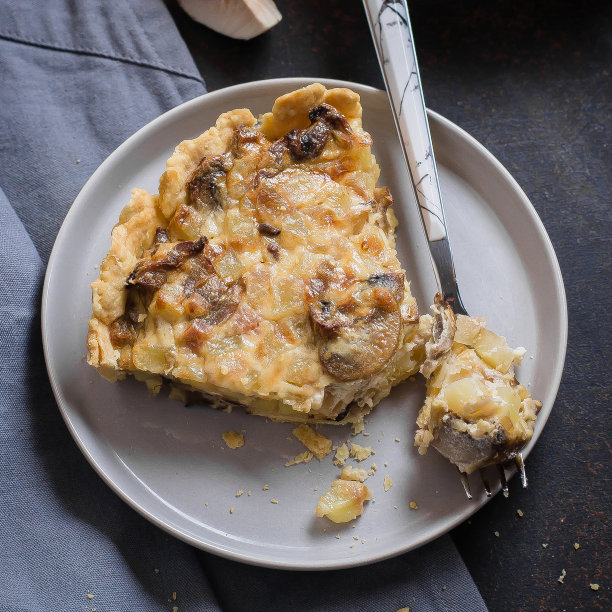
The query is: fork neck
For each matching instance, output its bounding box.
[428,239,469,316]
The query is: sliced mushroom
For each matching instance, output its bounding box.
[432,417,524,474]
[367,272,405,306]
[277,103,355,162]
[127,237,208,292]
[178,0,282,41]
[420,293,456,378]
[257,222,281,236]
[182,251,216,297]
[309,272,404,382]
[187,153,232,209]
[317,307,402,382]
[182,278,245,350]
[194,276,244,326]
[108,289,146,349]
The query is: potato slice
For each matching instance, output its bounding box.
[316,479,372,523]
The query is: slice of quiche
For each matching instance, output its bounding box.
[87,83,429,424]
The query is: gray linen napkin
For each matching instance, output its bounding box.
[0,1,488,610]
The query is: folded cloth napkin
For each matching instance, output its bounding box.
[0,1,488,610]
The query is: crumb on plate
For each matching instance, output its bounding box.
[341,465,368,482]
[293,424,332,460]
[285,450,314,467]
[334,442,350,466]
[222,431,244,449]
[558,569,566,584]
[350,443,375,462]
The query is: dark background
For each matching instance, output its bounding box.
[164,1,611,610]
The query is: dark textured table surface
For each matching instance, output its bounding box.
[165,1,611,610]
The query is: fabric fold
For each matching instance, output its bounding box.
[0,0,203,81]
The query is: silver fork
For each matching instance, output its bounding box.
[363,0,527,499]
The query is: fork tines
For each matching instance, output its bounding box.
[459,455,528,500]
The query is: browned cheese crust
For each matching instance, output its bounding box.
[87,84,430,423]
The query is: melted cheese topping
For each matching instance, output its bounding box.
[87,84,427,423]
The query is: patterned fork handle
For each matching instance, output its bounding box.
[363,0,467,315]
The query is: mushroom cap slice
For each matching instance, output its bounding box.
[178,0,282,40]
[420,293,456,378]
[432,417,524,474]
[317,307,402,382]
[309,273,404,382]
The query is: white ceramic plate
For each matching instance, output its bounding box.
[42,78,567,570]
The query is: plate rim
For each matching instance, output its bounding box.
[41,77,568,570]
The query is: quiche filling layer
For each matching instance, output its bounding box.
[87,84,427,423]
[415,313,541,473]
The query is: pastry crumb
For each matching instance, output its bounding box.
[590,583,599,591]
[229,506,235,514]
[350,443,375,462]
[263,484,269,490]
[558,569,566,584]
[574,542,580,550]
[383,475,392,491]
[341,465,368,482]
[351,420,364,436]
[235,490,244,497]
[293,424,332,460]
[494,531,500,537]
[396,608,410,612]
[87,594,94,600]
[409,500,418,510]
[222,431,244,449]
[394,437,400,442]
[517,509,523,517]
[285,450,314,466]
[270,498,278,504]
[542,543,549,548]
[333,442,350,466]
[172,592,177,601]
